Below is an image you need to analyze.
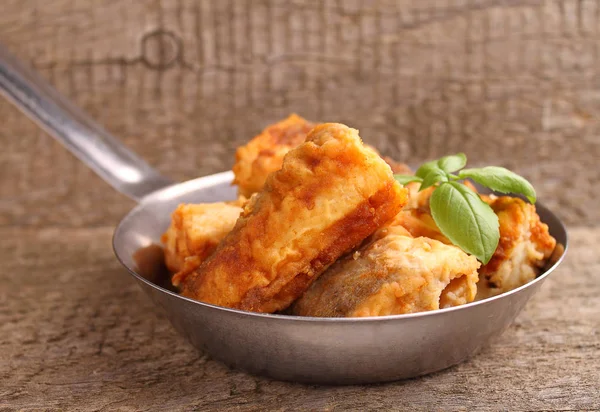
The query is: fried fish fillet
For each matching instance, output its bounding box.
[384,183,557,299]
[476,196,556,299]
[371,182,448,244]
[232,114,412,197]
[292,227,480,317]
[379,208,450,245]
[161,200,245,285]
[232,114,315,197]
[181,123,408,313]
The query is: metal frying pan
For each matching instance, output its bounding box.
[0,44,568,385]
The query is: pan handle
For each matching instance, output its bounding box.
[0,44,173,202]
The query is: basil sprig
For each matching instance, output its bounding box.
[394,154,536,264]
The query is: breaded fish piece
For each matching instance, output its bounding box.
[371,182,447,244]
[384,185,557,299]
[476,196,556,299]
[181,123,408,313]
[374,208,450,245]
[232,114,315,197]
[161,200,244,285]
[377,180,479,242]
[232,114,411,197]
[292,228,480,317]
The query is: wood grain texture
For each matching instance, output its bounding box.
[0,227,598,411]
[0,0,599,227]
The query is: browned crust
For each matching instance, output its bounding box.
[292,233,480,317]
[239,180,407,312]
[232,114,315,197]
[162,218,215,277]
[182,123,408,313]
[160,200,245,283]
[481,197,519,276]
[530,209,558,264]
[479,196,556,291]
[231,115,412,198]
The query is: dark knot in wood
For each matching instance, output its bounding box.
[141,29,181,70]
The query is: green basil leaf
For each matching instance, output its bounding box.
[394,175,423,185]
[430,182,500,264]
[416,153,466,180]
[419,169,448,191]
[415,160,441,179]
[438,153,467,173]
[459,166,537,203]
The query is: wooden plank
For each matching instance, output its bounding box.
[0,226,598,410]
[0,0,599,228]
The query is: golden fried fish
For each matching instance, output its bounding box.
[161,199,245,285]
[232,114,411,197]
[181,123,408,313]
[292,227,480,317]
[232,114,315,197]
[382,183,557,299]
[378,208,450,245]
[379,180,481,243]
[476,196,557,299]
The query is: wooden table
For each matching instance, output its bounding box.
[1,1,599,410]
[1,227,598,410]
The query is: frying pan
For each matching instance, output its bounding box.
[0,44,568,385]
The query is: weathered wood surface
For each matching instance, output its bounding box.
[1,0,599,227]
[0,227,598,411]
[0,0,599,410]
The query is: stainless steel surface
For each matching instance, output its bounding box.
[0,43,173,201]
[1,46,568,384]
[113,171,568,385]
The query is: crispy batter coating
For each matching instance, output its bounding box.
[232,114,315,197]
[232,114,411,197]
[161,199,245,285]
[476,196,557,299]
[292,229,480,317]
[377,180,480,242]
[374,208,451,245]
[181,123,408,313]
[371,183,447,244]
[381,184,557,300]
